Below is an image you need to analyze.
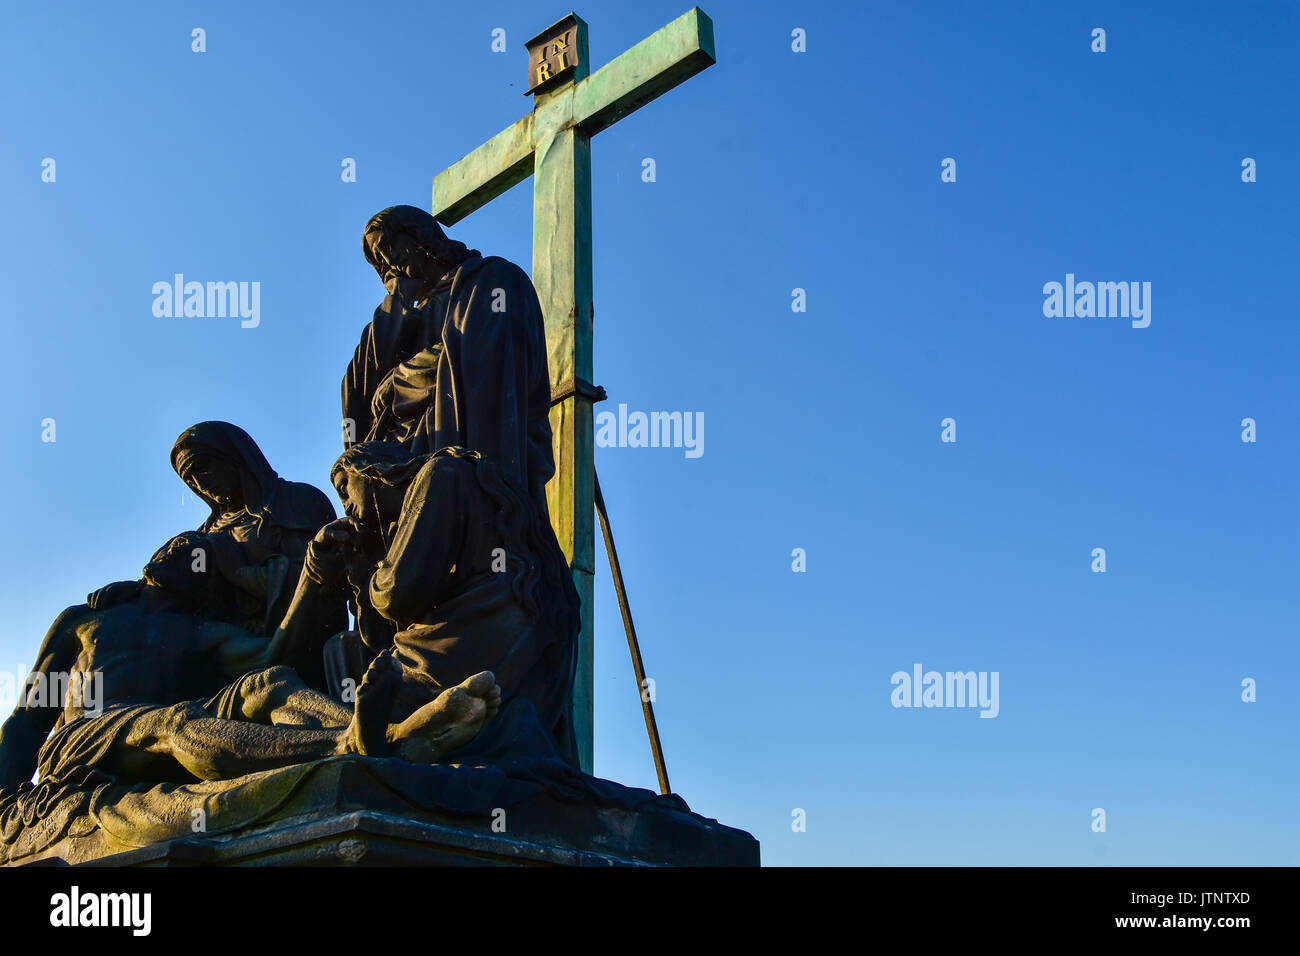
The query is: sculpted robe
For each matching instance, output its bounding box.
[342,255,555,510]
[361,447,579,766]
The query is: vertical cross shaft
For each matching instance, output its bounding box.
[431,9,716,775]
[532,75,596,773]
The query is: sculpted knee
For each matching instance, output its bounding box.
[258,665,297,689]
[135,702,206,750]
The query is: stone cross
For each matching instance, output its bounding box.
[431,8,715,773]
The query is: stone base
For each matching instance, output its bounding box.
[6,755,758,867]
[53,808,752,866]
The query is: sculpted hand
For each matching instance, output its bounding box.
[306,519,355,591]
[340,520,382,595]
[344,545,376,596]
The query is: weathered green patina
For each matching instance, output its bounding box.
[431,8,715,773]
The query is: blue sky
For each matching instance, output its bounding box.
[1,0,1296,865]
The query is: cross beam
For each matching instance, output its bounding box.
[432,8,715,773]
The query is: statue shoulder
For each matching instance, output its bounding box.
[271,479,337,532]
[455,257,541,320]
[365,294,402,335]
[407,448,478,497]
[464,255,530,286]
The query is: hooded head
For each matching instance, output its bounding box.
[362,205,480,301]
[331,440,429,532]
[171,421,335,537]
[171,422,275,527]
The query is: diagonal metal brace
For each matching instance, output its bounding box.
[593,469,671,796]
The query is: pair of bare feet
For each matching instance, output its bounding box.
[342,670,501,764]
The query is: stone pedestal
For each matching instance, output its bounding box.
[5,755,758,867]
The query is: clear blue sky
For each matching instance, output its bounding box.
[1,0,1296,866]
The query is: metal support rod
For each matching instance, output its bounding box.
[593,469,671,796]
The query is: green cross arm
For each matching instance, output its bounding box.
[575,6,716,137]
[430,115,536,228]
[432,7,714,225]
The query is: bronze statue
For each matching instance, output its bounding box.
[342,205,555,510]
[0,208,757,869]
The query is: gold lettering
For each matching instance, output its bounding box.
[532,28,578,88]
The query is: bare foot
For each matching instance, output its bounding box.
[387,671,501,764]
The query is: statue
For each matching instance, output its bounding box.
[0,200,757,867]
[342,205,555,510]
[327,208,581,764]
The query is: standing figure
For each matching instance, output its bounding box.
[342,205,555,511]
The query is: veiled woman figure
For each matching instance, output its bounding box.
[165,421,337,639]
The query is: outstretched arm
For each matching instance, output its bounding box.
[0,605,86,791]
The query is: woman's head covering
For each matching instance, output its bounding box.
[170,421,335,536]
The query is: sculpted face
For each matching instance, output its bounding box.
[181,456,243,511]
[343,471,405,532]
[369,231,445,302]
[142,534,210,602]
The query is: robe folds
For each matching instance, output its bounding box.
[341,255,555,511]
[365,448,579,766]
